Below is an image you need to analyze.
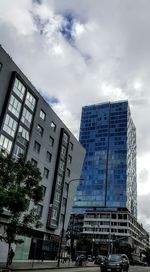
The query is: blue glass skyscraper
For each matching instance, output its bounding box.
[73,101,137,218]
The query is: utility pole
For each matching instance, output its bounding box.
[57,178,84,267]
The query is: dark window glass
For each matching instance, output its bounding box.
[31,158,38,166]
[34,141,41,153]
[49,136,54,147]
[43,167,49,179]
[46,151,52,162]
[41,186,46,197]
[68,155,72,163]
[67,168,71,177]
[0,62,2,71]
[70,142,73,151]
[12,144,25,160]
[37,124,43,136]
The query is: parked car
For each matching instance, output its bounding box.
[75,254,86,266]
[101,254,129,272]
[87,255,93,262]
[95,255,105,265]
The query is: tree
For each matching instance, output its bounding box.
[0,150,43,267]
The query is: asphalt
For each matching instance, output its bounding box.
[0,260,97,272]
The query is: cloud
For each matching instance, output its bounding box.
[1,0,150,231]
[138,194,150,232]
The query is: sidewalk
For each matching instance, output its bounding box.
[0,261,97,271]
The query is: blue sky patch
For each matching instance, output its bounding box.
[60,13,74,44]
[43,95,59,105]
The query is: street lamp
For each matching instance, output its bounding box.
[57,178,84,267]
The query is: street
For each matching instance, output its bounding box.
[18,265,150,272]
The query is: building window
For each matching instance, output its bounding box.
[34,141,41,153]
[61,146,67,157]
[41,186,46,197]
[0,62,2,71]
[3,114,17,137]
[68,155,72,163]
[43,167,49,179]
[8,95,21,118]
[21,108,32,128]
[13,78,25,100]
[59,160,65,171]
[51,121,56,132]
[37,124,43,136]
[25,91,36,111]
[12,144,25,159]
[51,209,58,220]
[46,151,52,163]
[69,142,73,151]
[17,126,29,147]
[49,136,54,147]
[40,110,46,120]
[57,175,63,185]
[31,158,38,167]
[67,168,71,177]
[55,192,61,202]
[37,204,43,218]
[62,197,67,207]
[0,134,12,153]
[63,133,69,144]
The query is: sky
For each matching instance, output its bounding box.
[0,0,150,232]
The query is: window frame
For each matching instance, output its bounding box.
[25,91,36,111]
[3,114,17,138]
[43,167,49,179]
[40,109,46,121]
[49,136,54,147]
[46,151,52,163]
[34,141,41,153]
[37,124,44,136]
[51,121,56,132]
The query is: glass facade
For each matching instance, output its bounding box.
[73,101,137,217]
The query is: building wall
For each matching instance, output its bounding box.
[0,45,85,260]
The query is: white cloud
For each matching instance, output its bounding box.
[0,0,150,231]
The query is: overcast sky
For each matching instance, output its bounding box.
[0,0,150,232]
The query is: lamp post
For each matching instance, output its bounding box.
[57,178,84,267]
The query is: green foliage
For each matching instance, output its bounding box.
[0,150,43,246]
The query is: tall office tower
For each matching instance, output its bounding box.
[0,46,85,261]
[73,101,137,217]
